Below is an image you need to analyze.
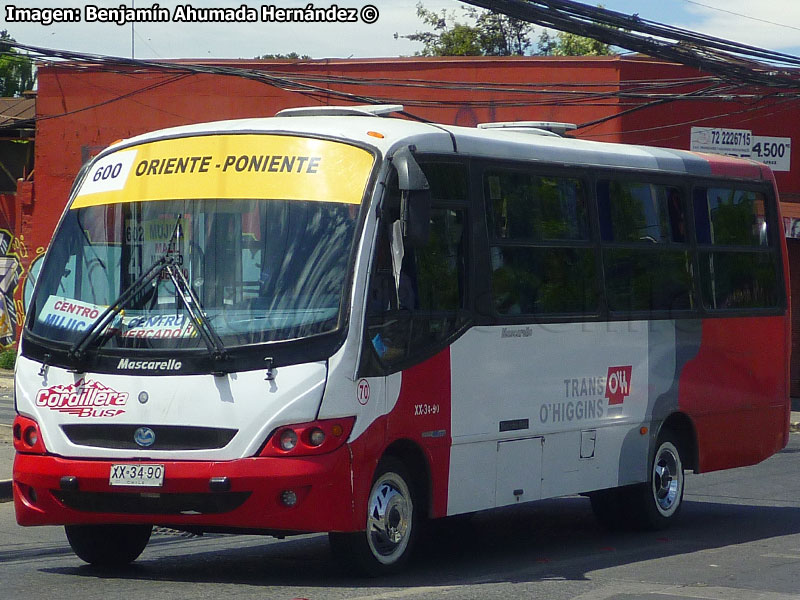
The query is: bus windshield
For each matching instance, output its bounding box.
[26,133,374,351]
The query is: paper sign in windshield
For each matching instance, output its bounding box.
[122,314,197,339]
[37,296,103,332]
[38,295,197,339]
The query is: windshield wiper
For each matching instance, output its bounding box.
[67,216,230,374]
[67,254,172,367]
[68,254,231,374]
[162,260,230,374]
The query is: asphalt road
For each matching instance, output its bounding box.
[2,435,800,599]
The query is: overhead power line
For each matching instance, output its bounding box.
[458,0,800,88]
[679,0,800,34]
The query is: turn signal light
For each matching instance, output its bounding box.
[260,417,355,457]
[13,415,47,455]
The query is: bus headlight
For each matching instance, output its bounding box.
[13,415,47,455]
[279,429,298,451]
[308,428,326,447]
[260,417,355,457]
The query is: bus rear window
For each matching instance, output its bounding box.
[694,187,778,310]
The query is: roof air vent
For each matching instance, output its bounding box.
[478,121,578,137]
[276,104,404,118]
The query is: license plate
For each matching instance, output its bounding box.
[109,464,165,487]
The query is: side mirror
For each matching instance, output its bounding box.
[392,146,431,248]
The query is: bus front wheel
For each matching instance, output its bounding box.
[329,458,418,576]
[65,524,152,567]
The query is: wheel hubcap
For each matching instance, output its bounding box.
[366,473,412,563]
[653,443,682,515]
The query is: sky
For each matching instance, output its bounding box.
[2,0,800,61]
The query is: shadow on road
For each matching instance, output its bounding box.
[39,496,800,587]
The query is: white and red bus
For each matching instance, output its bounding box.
[13,105,790,574]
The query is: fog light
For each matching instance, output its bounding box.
[280,490,298,507]
[24,426,39,448]
[279,429,298,451]
[308,428,325,447]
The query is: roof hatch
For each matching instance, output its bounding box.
[276,104,404,118]
[478,121,577,137]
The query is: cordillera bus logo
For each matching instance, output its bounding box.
[605,365,633,405]
[35,378,128,418]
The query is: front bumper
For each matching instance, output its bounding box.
[13,446,357,533]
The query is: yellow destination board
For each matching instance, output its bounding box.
[72,134,375,208]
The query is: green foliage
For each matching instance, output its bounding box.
[402,3,614,57]
[539,30,614,56]
[401,2,533,56]
[254,52,312,60]
[0,347,16,370]
[0,30,34,97]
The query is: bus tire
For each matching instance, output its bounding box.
[329,458,417,576]
[65,524,152,567]
[629,429,685,530]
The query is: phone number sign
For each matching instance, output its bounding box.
[690,127,791,172]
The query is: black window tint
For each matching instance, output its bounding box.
[699,252,778,309]
[362,162,469,375]
[695,188,768,247]
[425,163,469,202]
[604,249,693,313]
[598,181,686,243]
[484,168,597,317]
[491,247,599,315]
[397,209,465,313]
[693,186,780,311]
[486,171,589,241]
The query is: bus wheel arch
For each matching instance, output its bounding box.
[659,411,698,473]
[381,439,432,520]
[591,413,697,531]
[330,443,428,576]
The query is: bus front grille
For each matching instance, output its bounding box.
[61,424,238,451]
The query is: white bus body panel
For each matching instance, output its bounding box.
[14,354,327,461]
[446,320,679,516]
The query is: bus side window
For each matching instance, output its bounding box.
[694,187,779,310]
[598,179,693,315]
[362,163,468,375]
[485,169,598,317]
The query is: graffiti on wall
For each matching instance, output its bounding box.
[0,229,24,346]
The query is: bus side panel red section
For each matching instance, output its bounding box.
[701,153,765,180]
[679,316,789,472]
[349,348,452,523]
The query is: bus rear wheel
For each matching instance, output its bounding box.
[329,458,417,576]
[636,430,685,529]
[65,524,152,567]
[590,429,685,531]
